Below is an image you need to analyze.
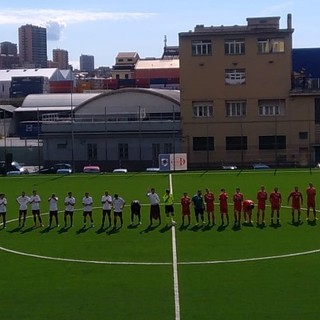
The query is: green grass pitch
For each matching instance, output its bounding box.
[0,169,320,320]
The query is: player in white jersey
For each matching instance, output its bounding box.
[101,191,112,228]
[82,192,94,228]
[48,193,59,227]
[0,193,7,229]
[64,192,75,227]
[16,191,30,227]
[29,190,44,227]
[112,194,125,228]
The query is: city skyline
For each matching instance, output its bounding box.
[0,0,320,69]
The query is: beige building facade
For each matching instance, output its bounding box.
[179,14,320,168]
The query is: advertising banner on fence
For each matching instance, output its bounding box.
[159,153,187,171]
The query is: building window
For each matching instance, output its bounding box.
[299,132,308,140]
[87,143,97,161]
[192,101,213,117]
[193,137,214,151]
[257,38,285,53]
[164,143,173,154]
[258,99,285,116]
[118,143,128,160]
[226,101,246,117]
[125,74,129,79]
[192,40,212,56]
[226,136,247,150]
[152,143,160,161]
[225,69,246,85]
[259,136,286,150]
[224,39,245,55]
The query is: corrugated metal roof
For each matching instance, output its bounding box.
[0,105,16,113]
[116,52,139,58]
[20,93,100,108]
[14,107,75,112]
[0,68,67,81]
[135,59,179,69]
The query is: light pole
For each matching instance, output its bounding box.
[0,109,7,162]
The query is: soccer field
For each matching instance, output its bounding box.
[1,170,320,320]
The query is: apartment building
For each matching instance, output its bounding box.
[179,14,320,168]
[18,24,47,68]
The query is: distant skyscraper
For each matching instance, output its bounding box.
[0,41,19,69]
[19,24,47,68]
[53,49,69,69]
[0,41,18,55]
[80,54,94,72]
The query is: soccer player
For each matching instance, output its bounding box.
[16,191,30,227]
[204,188,215,225]
[243,199,254,224]
[146,188,161,225]
[306,182,317,221]
[180,192,191,225]
[233,188,243,226]
[287,186,303,224]
[163,189,175,226]
[130,200,142,225]
[0,193,7,229]
[48,193,59,228]
[269,187,282,225]
[82,192,94,228]
[192,190,205,225]
[101,191,112,228]
[64,191,75,227]
[112,194,125,228]
[219,188,229,225]
[29,190,44,227]
[256,185,268,225]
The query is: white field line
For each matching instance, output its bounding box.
[169,173,181,320]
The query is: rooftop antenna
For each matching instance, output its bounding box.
[164,35,167,48]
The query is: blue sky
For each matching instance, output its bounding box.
[0,0,319,69]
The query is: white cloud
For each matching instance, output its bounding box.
[0,9,155,40]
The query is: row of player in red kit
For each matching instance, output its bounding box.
[180,183,316,226]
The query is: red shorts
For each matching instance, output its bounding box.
[307,201,315,208]
[182,209,190,216]
[258,203,266,210]
[292,204,301,210]
[271,205,280,210]
[206,204,214,212]
[234,204,242,212]
[220,206,228,214]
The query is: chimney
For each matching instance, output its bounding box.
[287,13,292,29]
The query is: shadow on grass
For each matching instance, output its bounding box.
[40,226,52,234]
[270,222,282,229]
[189,224,203,232]
[217,224,228,232]
[20,226,34,234]
[8,226,23,234]
[232,223,241,232]
[242,222,254,228]
[307,220,317,227]
[178,223,190,231]
[159,224,172,233]
[202,224,214,232]
[58,226,71,234]
[140,224,159,234]
[288,221,303,228]
[127,223,140,229]
[256,223,267,230]
[76,226,89,235]
[107,226,121,235]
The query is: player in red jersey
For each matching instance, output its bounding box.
[233,188,243,226]
[306,182,317,221]
[180,192,191,225]
[204,188,215,225]
[219,188,229,225]
[243,200,254,224]
[287,186,303,224]
[256,185,268,225]
[269,187,282,225]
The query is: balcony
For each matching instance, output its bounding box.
[291,77,320,95]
